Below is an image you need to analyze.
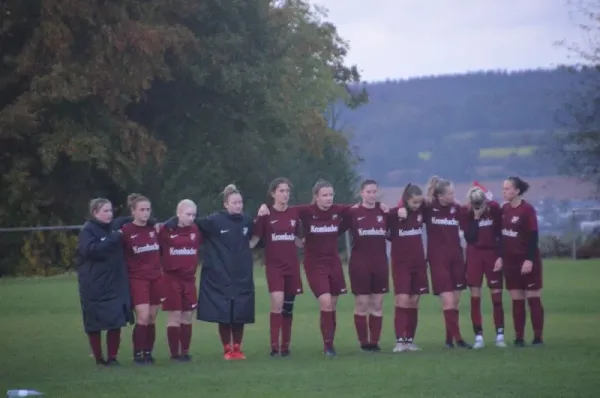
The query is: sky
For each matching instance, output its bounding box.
[311,0,590,82]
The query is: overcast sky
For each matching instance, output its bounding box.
[312,0,589,82]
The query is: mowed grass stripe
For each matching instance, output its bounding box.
[0,259,599,398]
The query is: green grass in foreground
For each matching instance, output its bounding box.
[1,259,600,398]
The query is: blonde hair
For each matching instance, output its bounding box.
[467,187,486,206]
[311,179,333,204]
[223,184,241,202]
[127,193,150,211]
[426,176,452,200]
[176,199,197,215]
[89,198,111,218]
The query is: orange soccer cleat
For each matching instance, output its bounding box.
[231,344,246,360]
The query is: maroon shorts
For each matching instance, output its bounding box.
[465,247,503,289]
[130,277,163,307]
[503,256,543,291]
[162,272,197,311]
[266,265,303,296]
[305,260,347,298]
[349,262,389,295]
[392,263,429,296]
[428,256,466,295]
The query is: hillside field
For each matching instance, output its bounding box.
[1,260,599,398]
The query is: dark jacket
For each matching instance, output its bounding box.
[76,219,134,333]
[169,211,255,324]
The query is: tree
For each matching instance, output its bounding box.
[0,0,366,275]
[551,0,600,190]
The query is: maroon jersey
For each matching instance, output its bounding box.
[159,224,203,279]
[347,205,388,268]
[424,200,467,260]
[388,208,426,268]
[462,201,502,250]
[254,206,301,271]
[501,200,539,259]
[121,223,162,279]
[296,204,351,267]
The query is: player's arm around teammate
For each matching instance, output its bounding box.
[159,199,203,361]
[166,184,255,360]
[500,177,545,347]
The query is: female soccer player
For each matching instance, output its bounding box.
[388,184,428,352]
[399,177,470,348]
[345,179,388,352]
[77,198,133,366]
[166,184,255,360]
[258,179,389,357]
[462,185,505,349]
[500,177,544,347]
[119,194,163,364]
[250,178,303,357]
[159,199,203,361]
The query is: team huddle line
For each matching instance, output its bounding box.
[76,176,544,365]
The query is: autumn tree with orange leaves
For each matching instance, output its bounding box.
[0,0,367,275]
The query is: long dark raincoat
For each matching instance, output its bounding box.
[76,219,133,332]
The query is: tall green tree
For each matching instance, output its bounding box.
[0,0,366,275]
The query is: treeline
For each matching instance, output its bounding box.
[342,68,594,184]
[0,0,366,276]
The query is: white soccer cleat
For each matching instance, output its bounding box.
[406,342,422,351]
[473,336,485,349]
[393,341,408,352]
[495,335,507,348]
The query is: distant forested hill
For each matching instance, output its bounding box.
[343,68,588,185]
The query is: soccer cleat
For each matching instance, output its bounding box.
[360,344,372,352]
[144,351,156,364]
[179,354,192,362]
[280,349,291,357]
[445,341,455,349]
[513,338,525,348]
[393,340,408,352]
[370,344,382,352]
[456,340,472,349]
[105,358,120,366]
[495,335,507,348]
[95,358,107,366]
[531,338,544,347]
[133,352,146,365]
[232,344,246,360]
[270,350,279,357]
[223,344,233,360]
[473,336,485,349]
[324,347,337,358]
[406,342,422,351]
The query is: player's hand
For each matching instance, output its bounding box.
[397,207,407,219]
[521,260,533,274]
[379,203,389,213]
[493,258,502,272]
[257,204,270,216]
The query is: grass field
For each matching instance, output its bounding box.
[1,259,600,398]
